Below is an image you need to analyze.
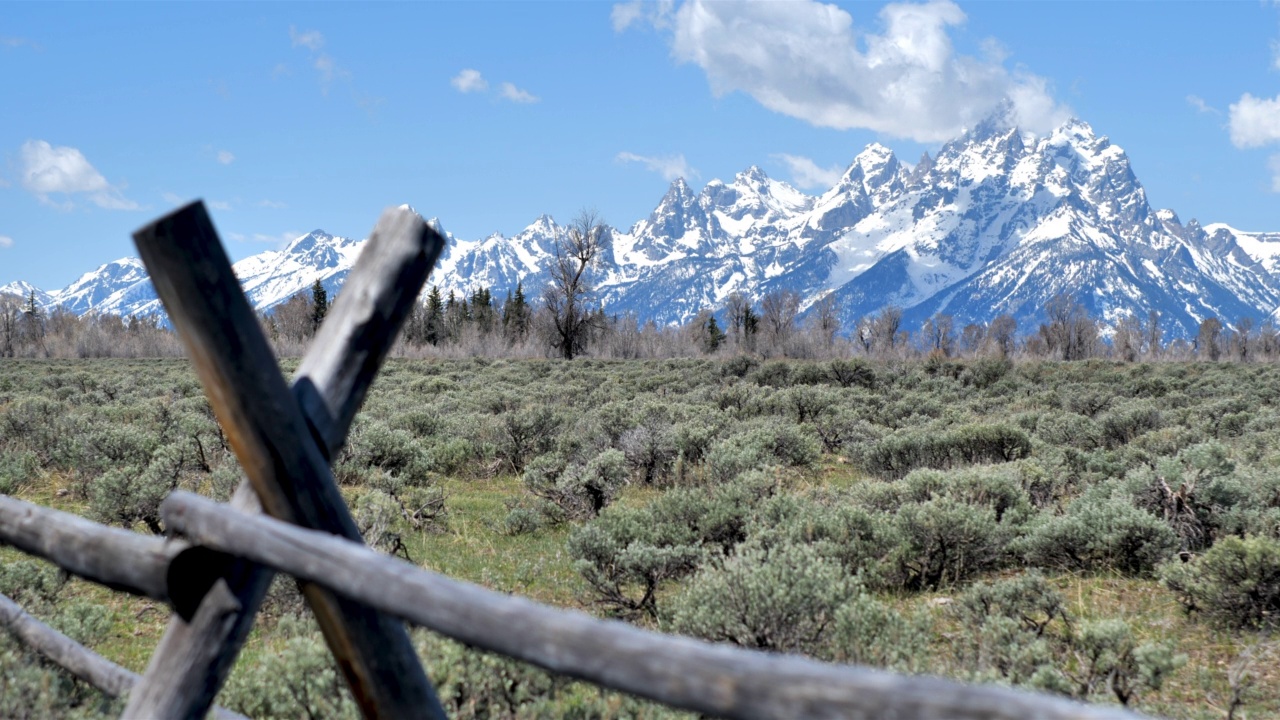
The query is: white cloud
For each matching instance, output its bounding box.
[772,154,842,189]
[616,151,697,181]
[612,0,674,31]
[619,0,1068,142]
[216,150,235,165]
[258,199,287,209]
[289,26,325,51]
[208,200,232,211]
[289,27,348,95]
[1229,93,1280,148]
[1273,39,1280,71]
[0,235,13,249]
[161,191,187,205]
[1186,94,1219,115]
[498,82,539,104]
[19,140,138,210]
[1270,153,1280,193]
[451,69,488,94]
[230,230,301,246]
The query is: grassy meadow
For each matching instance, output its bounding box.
[2,356,1280,719]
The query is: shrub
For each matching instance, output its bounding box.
[859,424,1032,479]
[954,572,1069,639]
[1160,535,1280,629]
[668,541,853,655]
[887,499,1008,591]
[1063,620,1184,706]
[568,508,702,619]
[828,358,876,389]
[705,421,819,482]
[619,421,677,487]
[222,615,358,719]
[0,450,39,495]
[830,593,931,671]
[1098,400,1162,447]
[750,494,896,581]
[525,449,627,520]
[495,406,562,474]
[1019,487,1177,576]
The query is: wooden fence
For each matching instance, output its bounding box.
[0,201,1147,720]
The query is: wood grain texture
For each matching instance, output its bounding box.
[127,202,443,720]
[294,206,446,458]
[164,491,1148,720]
[0,591,246,720]
[0,495,179,604]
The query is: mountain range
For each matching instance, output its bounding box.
[6,113,1280,340]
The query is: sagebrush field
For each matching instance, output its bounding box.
[2,356,1279,719]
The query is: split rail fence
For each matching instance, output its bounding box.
[0,202,1146,719]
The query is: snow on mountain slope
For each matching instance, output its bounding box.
[11,113,1280,339]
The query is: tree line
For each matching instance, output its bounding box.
[5,212,1279,363]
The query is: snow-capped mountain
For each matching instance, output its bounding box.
[9,113,1280,338]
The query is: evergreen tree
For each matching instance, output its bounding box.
[502,282,531,342]
[704,315,726,353]
[424,285,444,345]
[310,278,329,334]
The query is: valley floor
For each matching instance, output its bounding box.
[1,356,1279,719]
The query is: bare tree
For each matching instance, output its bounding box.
[987,314,1018,358]
[809,293,841,348]
[1233,316,1255,362]
[1196,316,1222,361]
[1112,313,1145,362]
[921,314,955,356]
[959,323,985,357]
[1146,309,1163,359]
[759,289,800,355]
[854,316,874,355]
[870,306,903,357]
[1040,294,1097,360]
[545,209,608,360]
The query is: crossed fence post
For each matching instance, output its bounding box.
[125,201,446,719]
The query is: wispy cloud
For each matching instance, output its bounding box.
[616,151,697,181]
[216,150,235,165]
[289,26,325,51]
[499,82,539,104]
[0,36,39,51]
[208,200,232,211]
[616,0,1068,142]
[1270,154,1280,193]
[288,26,350,95]
[451,69,488,94]
[452,69,540,104]
[229,230,302,246]
[258,199,287,209]
[611,0,673,32]
[0,235,13,249]
[19,140,138,210]
[772,153,842,189]
[1186,94,1220,115]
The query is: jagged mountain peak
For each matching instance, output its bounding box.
[11,112,1280,342]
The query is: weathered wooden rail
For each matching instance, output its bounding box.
[0,201,1150,719]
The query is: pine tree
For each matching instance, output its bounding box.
[503,282,530,342]
[704,315,726,353]
[424,285,444,345]
[310,279,328,334]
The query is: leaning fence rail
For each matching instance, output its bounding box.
[0,200,1151,719]
[0,591,246,720]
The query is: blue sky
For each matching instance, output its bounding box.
[3,1,1280,291]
